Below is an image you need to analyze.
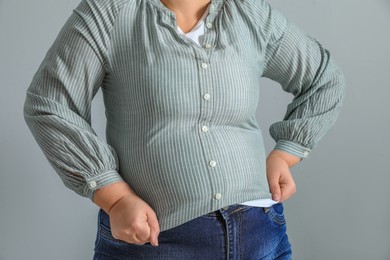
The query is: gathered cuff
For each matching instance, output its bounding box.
[274,140,311,159]
[84,170,125,200]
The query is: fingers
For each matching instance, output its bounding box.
[111,221,149,245]
[268,173,281,202]
[131,221,152,244]
[125,213,159,246]
[269,171,296,203]
[279,170,296,202]
[108,194,160,246]
[147,210,160,246]
[280,178,296,202]
[267,153,297,203]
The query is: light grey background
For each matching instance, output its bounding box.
[1,0,389,259]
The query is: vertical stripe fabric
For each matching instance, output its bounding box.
[23,0,345,231]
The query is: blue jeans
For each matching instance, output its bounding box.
[93,203,292,259]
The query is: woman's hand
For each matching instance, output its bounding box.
[92,181,160,246]
[266,149,301,203]
[108,194,160,246]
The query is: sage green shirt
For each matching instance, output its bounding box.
[23,0,345,231]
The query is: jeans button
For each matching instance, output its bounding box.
[223,206,229,211]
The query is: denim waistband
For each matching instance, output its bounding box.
[205,204,253,219]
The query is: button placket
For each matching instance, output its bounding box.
[193,17,224,204]
[204,43,212,49]
[209,160,217,167]
[201,125,209,132]
[202,12,216,54]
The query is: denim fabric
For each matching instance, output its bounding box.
[93,203,292,260]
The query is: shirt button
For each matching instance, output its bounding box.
[206,22,213,29]
[201,63,208,69]
[201,125,209,132]
[214,193,222,200]
[89,181,97,188]
[209,160,217,167]
[303,151,309,157]
[205,43,212,49]
[203,93,210,100]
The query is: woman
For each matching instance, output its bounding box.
[23,0,345,258]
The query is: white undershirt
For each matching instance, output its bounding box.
[177,6,278,208]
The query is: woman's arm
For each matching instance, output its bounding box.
[257,1,346,201]
[23,0,159,245]
[23,0,125,200]
[261,2,346,158]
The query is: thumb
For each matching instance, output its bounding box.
[268,173,281,202]
[147,211,160,246]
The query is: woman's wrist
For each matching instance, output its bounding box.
[92,180,136,214]
[267,149,301,168]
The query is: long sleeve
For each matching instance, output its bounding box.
[23,0,125,200]
[260,1,346,159]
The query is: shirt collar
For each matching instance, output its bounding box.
[148,0,224,18]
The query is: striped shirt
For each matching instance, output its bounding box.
[23,0,345,231]
[177,4,277,208]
